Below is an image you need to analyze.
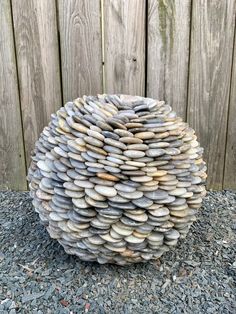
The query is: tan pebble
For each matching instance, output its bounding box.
[97,172,119,181]
[135,131,155,139]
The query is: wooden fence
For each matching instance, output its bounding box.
[0,0,236,191]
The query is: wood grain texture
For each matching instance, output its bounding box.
[0,0,27,190]
[12,0,62,167]
[58,0,103,102]
[147,0,191,119]
[103,0,146,96]
[187,0,236,189]
[224,33,236,189]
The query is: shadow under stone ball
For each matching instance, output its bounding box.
[28,94,207,265]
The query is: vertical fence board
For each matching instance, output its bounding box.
[103,0,146,96]
[12,0,62,167]
[147,0,191,119]
[0,0,27,190]
[224,34,236,189]
[187,0,236,189]
[58,0,103,103]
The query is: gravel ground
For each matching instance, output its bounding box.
[0,190,235,314]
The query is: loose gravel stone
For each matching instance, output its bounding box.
[0,190,235,313]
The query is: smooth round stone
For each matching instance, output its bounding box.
[85,188,106,201]
[134,132,155,139]
[102,131,120,140]
[127,144,148,151]
[109,201,136,210]
[123,180,141,187]
[88,236,106,245]
[107,156,124,165]
[104,166,120,174]
[54,147,68,158]
[148,207,170,217]
[125,208,146,215]
[124,212,148,222]
[85,196,108,208]
[108,195,128,204]
[65,190,85,198]
[132,231,149,238]
[104,145,122,154]
[49,212,64,222]
[114,183,136,193]
[132,197,153,208]
[87,129,104,141]
[169,188,187,196]
[91,218,110,229]
[125,235,145,244]
[37,160,51,172]
[121,216,142,227]
[110,229,124,239]
[87,150,106,160]
[122,170,145,176]
[76,208,97,217]
[99,207,122,217]
[157,196,176,204]
[67,220,89,231]
[97,215,118,224]
[119,137,143,144]
[144,189,168,200]
[100,233,121,243]
[99,159,117,167]
[95,185,117,197]
[104,138,126,150]
[150,170,168,177]
[138,185,159,192]
[104,244,126,253]
[124,150,145,158]
[120,164,139,170]
[136,157,154,163]
[125,160,146,167]
[170,198,186,206]
[89,177,115,186]
[114,129,133,137]
[63,182,83,191]
[148,213,170,222]
[112,224,133,236]
[74,180,94,189]
[130,176,152,183]
[84,136,104,147]
[86,144,107,156]
[149,142,170,148]
[165,229,180,240]
[72,198,90,209]
[96,120,113,131]
[118,190,143,200]
[97,173,119,181]
[147,232,164,242]
[40,178,53,189]
[146,149,165,157]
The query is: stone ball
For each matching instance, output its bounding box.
[28,94,207,265]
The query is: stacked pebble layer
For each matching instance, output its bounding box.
[28,94,207,265]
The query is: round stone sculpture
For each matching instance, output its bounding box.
[28,94,207,265]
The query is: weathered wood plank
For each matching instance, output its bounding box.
[224,33,236,189]
[0,0,27,190]
[147,0,191,119]
[12,0,62,167]
[103,0,146,96]
[187,0,236,189]
[58,0,103,102]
